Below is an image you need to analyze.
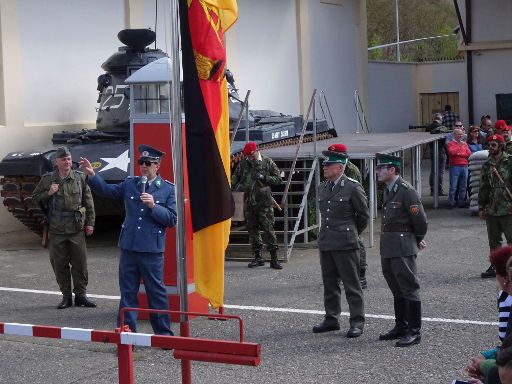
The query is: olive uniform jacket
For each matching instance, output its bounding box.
[478,152,512,216]
[380,177,428,258]
[317,175,369,252]
[32,170,95,235]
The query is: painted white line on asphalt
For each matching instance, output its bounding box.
[0,286,498,326]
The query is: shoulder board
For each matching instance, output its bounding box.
[400,182,410,189]
[126,176,134,179]
[346,177,358,183]
[42,172,53,177]
[74,170,85,175]
[164,180,175,186]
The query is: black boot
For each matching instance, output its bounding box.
[269,249,283,270]
[379,297,408,340]
[396,300,421,347]
[359,269,367,289]
[481,265,496,278]
[57,296,73,309]
[75,295,97,308]
[248,250,265,268]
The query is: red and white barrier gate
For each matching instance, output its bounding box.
[0,310,260,384]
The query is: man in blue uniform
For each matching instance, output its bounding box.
[79,145,176,335]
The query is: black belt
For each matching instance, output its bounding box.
[381,224,413,232]
[51,210,77,218]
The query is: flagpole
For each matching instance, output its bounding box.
[169,0,192,382]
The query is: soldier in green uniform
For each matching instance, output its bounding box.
[312,144,369,338]
[32,147,96,309]
[328,143,369,289]
[479,134,512,278]
[232,141,283,269]
[376,153,427,347]
[502,127,512,155]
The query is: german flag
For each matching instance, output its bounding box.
[179,0,237,308]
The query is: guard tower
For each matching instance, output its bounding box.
[125,57,208,320]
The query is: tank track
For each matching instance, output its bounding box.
[230,130,335,168]
[0,176,45,235]
[1,130,335,235]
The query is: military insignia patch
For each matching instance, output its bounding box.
[393,184,398,192]
[156,180,161,187]
[409,205,420,215]
[142,151,149,157]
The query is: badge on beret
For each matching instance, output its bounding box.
[409,205,420,215]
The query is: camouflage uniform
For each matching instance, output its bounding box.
[505,140,512,155]
[231,154,282,253]
[344,161,368,286]
[33,170,95,299]
[478,152,512,251]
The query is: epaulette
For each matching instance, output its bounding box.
[346,177,359,183]
[400,181,411,189]
[74,170,85,175]
[126,176,134,179]
[164,180,175,186]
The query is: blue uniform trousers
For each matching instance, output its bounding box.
[117,250,172,335]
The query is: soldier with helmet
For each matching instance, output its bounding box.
[376,153,427,347]
[32,146,96,309]
[479,134,512,278]
[231,141,283,269]
[312,144,369,338]
[80,145,176,336]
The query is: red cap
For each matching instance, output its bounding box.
[495,120,507,131]
[243,141,258,156]
[487,134,505,143]
[327,143,348,153]
[490,246,512,277]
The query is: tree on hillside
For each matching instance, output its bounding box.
[367,0,460,62]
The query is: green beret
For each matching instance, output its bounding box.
[376,153,401,167]
[55,146,71,158]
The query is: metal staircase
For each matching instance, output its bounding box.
[228,89,333,261]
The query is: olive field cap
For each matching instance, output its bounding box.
[55,147,71,158]
[376,153,401,167]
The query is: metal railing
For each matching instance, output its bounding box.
[354,90,371,133]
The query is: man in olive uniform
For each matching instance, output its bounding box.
[232,141,283,269]
[376,153,427,347]
[32,146,96,309]
[328,143,369,289]
[479,134,512,278]
[312,145,369,338]
[80,145,176,336]
[502,126,512,155]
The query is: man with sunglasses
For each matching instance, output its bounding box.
[479,134,512,279]
[79,145,176,336]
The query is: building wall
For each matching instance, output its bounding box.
[368,60,467,133]
[472,49,512,120]
[225,0,301,116]
[470,0,512,42]
[299,0,367,133]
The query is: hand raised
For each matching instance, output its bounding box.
[79,157,95,176]
[48,183,59,196]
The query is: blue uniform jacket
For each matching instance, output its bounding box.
[89,174,177,253]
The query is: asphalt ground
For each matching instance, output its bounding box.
[0,176,502,384]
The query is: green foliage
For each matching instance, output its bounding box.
[367,0,460,62]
